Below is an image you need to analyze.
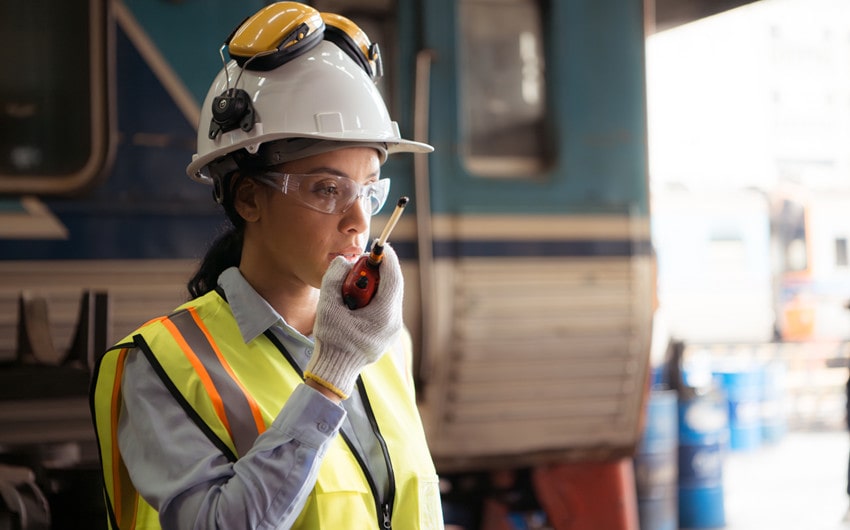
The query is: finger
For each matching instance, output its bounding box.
[368,247,402,306]
[321,255,353,290]
[377,243,402,291]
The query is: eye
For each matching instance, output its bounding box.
[311,180,342,197]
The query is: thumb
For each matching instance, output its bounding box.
[321,255,353,292]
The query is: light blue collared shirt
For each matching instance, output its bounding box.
[219,267,391,500]
[117,266,386,529]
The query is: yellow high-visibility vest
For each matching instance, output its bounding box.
[91,290,443,529]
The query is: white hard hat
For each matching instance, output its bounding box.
[186,2,432,185]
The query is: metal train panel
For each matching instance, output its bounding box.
[409,209,652,469]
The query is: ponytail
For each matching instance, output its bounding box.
[187,172,247,299]
[187,225,244,299]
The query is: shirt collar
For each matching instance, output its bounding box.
[217,266,313,346]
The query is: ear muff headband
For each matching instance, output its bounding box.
[321,12,383,79]
[224,5,383,76]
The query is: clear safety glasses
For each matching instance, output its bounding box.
[255,172,390,215]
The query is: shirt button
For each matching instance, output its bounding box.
[317,422,329,433]
[306,348,313,356]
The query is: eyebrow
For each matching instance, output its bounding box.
[303,167,381,181]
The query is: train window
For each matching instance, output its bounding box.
[459,0,548,177]
[0,0,111,195]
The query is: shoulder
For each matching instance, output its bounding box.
[120,290,228,343]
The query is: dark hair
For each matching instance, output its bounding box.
[187,174,247,299]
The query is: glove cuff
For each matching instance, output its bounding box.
[303,342,367,399]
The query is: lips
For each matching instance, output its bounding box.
[332,246,363,263]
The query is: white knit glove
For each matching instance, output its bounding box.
[304,242,404,399]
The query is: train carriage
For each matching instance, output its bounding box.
[0,0,655,526]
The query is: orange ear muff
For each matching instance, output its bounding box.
[227,2,326,71]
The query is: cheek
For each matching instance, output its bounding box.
[258,207,309,261]
[364,215,374,241]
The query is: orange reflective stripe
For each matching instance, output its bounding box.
[165,309,262,456]
[161,317,234,436]
[187,307,266,437]
[139,315,168,328]
[109,348,138,529]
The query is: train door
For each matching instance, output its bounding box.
[415,0,654,470]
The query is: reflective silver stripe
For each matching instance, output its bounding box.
[169,309,260,457]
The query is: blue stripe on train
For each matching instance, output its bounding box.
[428,238,652,258]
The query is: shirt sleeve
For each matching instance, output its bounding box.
[118,347,346,530]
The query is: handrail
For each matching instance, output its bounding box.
[413,49,436,388]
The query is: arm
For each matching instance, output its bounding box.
[118,349,345,530]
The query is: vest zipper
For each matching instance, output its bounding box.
[381,502,392,528]
[358,379,396,529]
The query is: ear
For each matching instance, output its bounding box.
[233,177,264,222]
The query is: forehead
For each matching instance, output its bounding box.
[280,146,381,175]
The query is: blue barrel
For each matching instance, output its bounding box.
[760,361,787,444]
[678,390,728,529]
[713,367,762,451]
[634,389,678,530]
[650,364,671,390]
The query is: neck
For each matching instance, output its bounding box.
[275,289,319,336]
[239,267,319,336]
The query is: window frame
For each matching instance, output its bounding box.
[457,0,550,179]
[0,0,113,195]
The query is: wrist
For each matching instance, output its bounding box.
[304,341,367,400]
[304,377,344,403]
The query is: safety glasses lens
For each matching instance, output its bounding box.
[367,179,390,215]
[260,173,390,215]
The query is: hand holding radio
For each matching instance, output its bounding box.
[304,241,404,399]
[342,197,408,309]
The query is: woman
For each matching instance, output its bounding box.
[90,3,443,529]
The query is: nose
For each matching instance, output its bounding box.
[340,192,371,236]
